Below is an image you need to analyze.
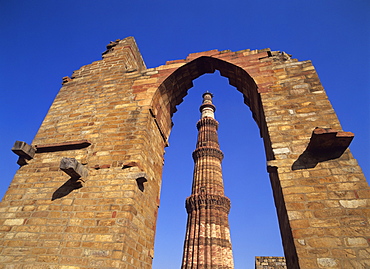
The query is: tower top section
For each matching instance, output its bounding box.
[200,91,216,119]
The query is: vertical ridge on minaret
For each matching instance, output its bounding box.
[181,92,234,269]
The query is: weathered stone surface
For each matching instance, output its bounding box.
[11,141,36,165]
[255,256,287,269]
[0,37,369,269]
[339,199,367,208]
[345,237,369,247]
[317,258,339,268]
[60,157,88,179]
[11,141,36,159]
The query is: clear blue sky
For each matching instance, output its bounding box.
[0,1,369,268]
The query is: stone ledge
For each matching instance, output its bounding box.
[292,128,354,170]
[306,128,354,155]
[35,140,91,153]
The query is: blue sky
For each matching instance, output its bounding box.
[0,1,369,268]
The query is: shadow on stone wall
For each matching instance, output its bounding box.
[52,179,83,200]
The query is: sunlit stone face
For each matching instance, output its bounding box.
[201,107,214,118]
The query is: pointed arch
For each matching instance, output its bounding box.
[149,55,299,267]
[151,56,274,161]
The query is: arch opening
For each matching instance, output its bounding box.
[151,56,274,162]
[152,71,284,268]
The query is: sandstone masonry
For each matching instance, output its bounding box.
[0,37,369,268]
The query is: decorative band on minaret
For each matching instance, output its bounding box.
[181,92,234,269]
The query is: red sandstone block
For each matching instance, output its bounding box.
[257,84,274,93]
[212,51,235,59]
[132,86,150,94]
[186,49,220,60]
[152,68,177,78]
[166,59,187,65]
[236,51,271,62]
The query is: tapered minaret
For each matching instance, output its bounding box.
[181,92,234,269]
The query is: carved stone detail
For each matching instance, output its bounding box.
[192,147,224,161]
[185,194,231,213]
[196,117,219,129]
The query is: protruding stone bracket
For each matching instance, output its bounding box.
[60,157,88,180]
[149,248,155,259]
[123,168,148,192]
[292,127,354,170]
[307,127,354,154]
[12,141,36,166]
[62,76,72,85]
[35,140,91,153]
[266,163,278,173]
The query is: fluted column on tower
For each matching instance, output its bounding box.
[181,92,234,269]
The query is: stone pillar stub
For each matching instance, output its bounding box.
[60,157,88,179]
[11,141,35,160]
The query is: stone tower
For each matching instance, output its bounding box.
[182,92,234,268]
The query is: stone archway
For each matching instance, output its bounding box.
[152,72,286,268]
[1,37,369,269]
[150,55,269,155]
[148,55,298,266]
[139,45,370,268]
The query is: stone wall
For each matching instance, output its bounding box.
[255,256,287,269]
[0,37,369,268]
[0,37,163,269]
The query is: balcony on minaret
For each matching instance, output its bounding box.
[200,92,216,119]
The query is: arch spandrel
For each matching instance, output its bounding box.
[148,55,273,149]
